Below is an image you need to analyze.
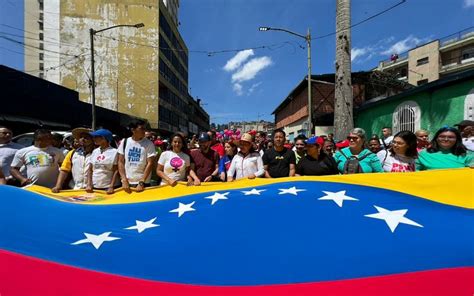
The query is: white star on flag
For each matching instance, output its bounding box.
[125,217,160,233]
[170,201,196,217]
[278,186,306,196]
[71,232,120,249]
[241,188,266,195]
[318,190,359,207]
[365,205,423,233]
[205,192,229,205]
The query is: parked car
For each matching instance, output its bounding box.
[12,131,72,147]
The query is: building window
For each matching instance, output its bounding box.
[39,53,43,60]
[39,21,43,31]
[465,88,474,121]
[39,12,43,21]
[39,43,43,50]
[417,79,428,86]
[392,101,421,134]
[39,73,44,79]
[416,57,429,66]
[399,67,408,78]
[39,33,43,40]
[39,0,43,11]
[39,63,44,70]
[461,47,474,61]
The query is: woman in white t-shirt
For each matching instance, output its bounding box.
[157,134,192,186]
[377,131,418,173]
[86,129,120,194]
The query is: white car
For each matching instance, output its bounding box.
[12,131,72,147]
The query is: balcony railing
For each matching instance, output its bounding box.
[441,54,474,71]
[440,27,474,47]
[380,52,409,67]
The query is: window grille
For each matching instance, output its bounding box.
[393,101,420,133]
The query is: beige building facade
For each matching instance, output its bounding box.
[24,0,195,133]
[377,27,474,86]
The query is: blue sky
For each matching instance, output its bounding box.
[1,0,473,124]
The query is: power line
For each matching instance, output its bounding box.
[0,35,83,57]
[312,0,407,40]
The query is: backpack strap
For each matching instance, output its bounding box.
[122,137,128,155]
[339,149,350,160]
[357,151,372,161]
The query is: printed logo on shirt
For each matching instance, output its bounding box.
[27,154,52,167]
[170,157,184,172]
[128,147,142,163]
[391,163,415,172]
[275,156,284,160]
[96,154,106,162]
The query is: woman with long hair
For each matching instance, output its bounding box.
[416,126,473,170]
[377,131,417,172]
[219,140,238,181]
[157,133,197,186]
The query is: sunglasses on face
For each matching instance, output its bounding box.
[347,136,360,141]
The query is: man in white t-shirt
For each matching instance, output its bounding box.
[0,126,24,184]
[51,128,94,193]
[118,120,156,193]
[10,129,65,188]
[380,127,394,148]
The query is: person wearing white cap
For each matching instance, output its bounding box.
[227,133,264,181]
[51,127,94,193]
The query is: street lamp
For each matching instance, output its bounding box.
[90,23,145,130]
[259,26,312,137]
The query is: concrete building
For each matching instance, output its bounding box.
[356,69,474,136]
[228,121,275,134]
[377,27,474,86]
[23,0,207,135]
[272,72,408,141]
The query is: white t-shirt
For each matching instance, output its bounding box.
[0,142,24,178]
[62,148,92,189]
[158,150,190,185]
[227,151,265,180]
[11,145,64,188]
[118,137,156,184]
[380,136,394,147]
[90,147,119,189]
[377,150,415,172]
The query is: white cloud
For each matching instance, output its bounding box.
[248,82,263,95]
[223,49,254,72]
[381,35,424,55]
[233,83,243,96]
[351,47,369,62]
[231,57,273,83]
[464,0,474,8]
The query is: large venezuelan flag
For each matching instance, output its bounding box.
[0,168,473,295]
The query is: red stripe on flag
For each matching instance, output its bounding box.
[1,249,473,296]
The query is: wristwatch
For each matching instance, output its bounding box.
[138,181,145,186]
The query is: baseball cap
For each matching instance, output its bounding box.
[198,132,211,142]
[306,136,324,146]
[90,129,113,143]
[335,139,350,148]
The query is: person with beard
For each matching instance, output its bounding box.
[189,133,220,184]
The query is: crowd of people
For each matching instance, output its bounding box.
[0,119,473,193]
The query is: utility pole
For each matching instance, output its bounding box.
[89,23,144,130]
[334,0,353,141]
[259,26,312,137]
